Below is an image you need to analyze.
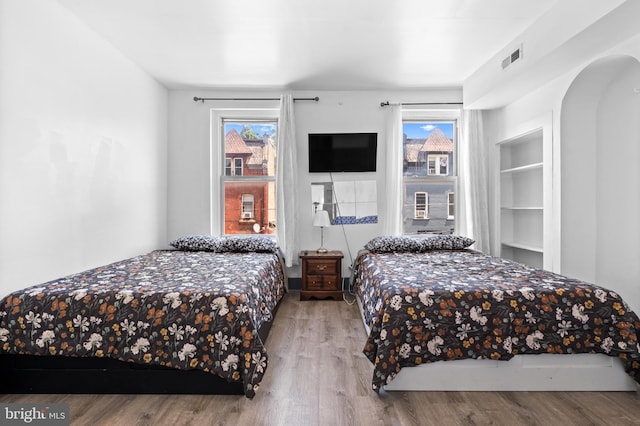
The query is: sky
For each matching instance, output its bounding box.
[403,121,454,139]
[224,121,453,139]
[225,122,277,137]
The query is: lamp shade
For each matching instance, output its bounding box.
[313,209,331,227]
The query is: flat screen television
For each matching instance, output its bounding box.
[308,132,377,173]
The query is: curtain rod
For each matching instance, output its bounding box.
[380,101,463,107]
[194,96,319,103]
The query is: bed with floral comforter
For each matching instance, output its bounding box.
[0,236,286,398]
[353,236,640,392]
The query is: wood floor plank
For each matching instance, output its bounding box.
[2,292,640,426]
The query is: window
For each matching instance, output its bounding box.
[217,112,278,235]
[414,192,428,219]
[241,194,254,219]
[225,158,232,176]
[428,154,449,175]
[402,118,457,234]
[225,158,243,176]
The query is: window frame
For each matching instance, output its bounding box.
[414,191,428,219]
[241,193,255,219]
[401,109,460,235]
[234,158,243,176]
[225,157,244,176]
[210,108,280,235]
[447,191,455,220]
[225,158,232,176]
[427,154,449,176]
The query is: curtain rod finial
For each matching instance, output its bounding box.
[380,101,390,107]
[193,97,202,102]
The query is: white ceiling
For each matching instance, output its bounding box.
[59,0,558,90]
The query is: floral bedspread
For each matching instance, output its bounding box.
[0,250,286,398]
[353,249,640,391]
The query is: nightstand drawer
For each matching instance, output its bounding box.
[306,259,337,275]
[306,275,339,291]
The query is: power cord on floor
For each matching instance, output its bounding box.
[341,273,357,305]
[342,291,357,305]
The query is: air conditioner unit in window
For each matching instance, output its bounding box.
[415,210,426,219]
[242,212,253,219]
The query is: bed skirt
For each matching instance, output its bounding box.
[0,296,280,395]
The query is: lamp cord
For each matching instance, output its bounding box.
[328,173,358,306]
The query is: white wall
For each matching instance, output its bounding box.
[561,56,640,303]
[167,89,461,278]
[0,1,168,296]
[464,0,631,109]
[594,62,640,295]
[483,31,640,310]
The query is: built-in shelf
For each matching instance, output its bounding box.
[498,128,545,269]
[501,206,543,210]
[501,241,544,253]
[500,162,543,174]
[500,245,543,270]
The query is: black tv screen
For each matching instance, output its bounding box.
[308,133,377,172]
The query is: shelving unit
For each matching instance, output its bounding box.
[499,128,545,269]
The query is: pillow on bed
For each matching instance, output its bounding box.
[364,236,423,253]
[215,236,278,253]
[420,234,475,250]
[169,235,278,253]
[364,235,474,253]
[169,235,222,251]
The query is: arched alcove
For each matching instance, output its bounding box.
[561,55,640,308]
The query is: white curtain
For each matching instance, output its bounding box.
[459,109,490,253]
[384,104,403,236]
[276,94,299,268]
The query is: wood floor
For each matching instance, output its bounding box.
[2,292,640,426]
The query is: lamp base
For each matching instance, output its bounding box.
[316,247,328,253]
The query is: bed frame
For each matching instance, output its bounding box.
[0,298,280,395]
[356,297,638,392]
[382,354,637,392]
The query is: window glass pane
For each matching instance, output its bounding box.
[439,156,448,174]
[223,122,277,177]
[221,118,278,235]
[234,158,243,176]
[447,192,455,219]
[404,181,455,234]
[223,182,276,234]
[402,120,456,234]
[403,122,454,178]
[428,158,436,175]
[225,158,232,176]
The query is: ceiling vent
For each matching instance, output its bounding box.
[501,45,523,70]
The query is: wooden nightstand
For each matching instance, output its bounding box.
[299,250,343,301]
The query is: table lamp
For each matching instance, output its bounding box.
[313,209,331,253]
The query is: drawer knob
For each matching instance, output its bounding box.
[315,265,327,271]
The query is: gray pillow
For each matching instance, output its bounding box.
[169,235,278,253]
[364,235,474,253]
